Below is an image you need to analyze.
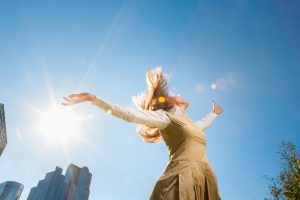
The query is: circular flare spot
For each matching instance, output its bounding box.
[216,78,228,90]
[211,83,217,90]
[158,96,166,103]
[195,84,205,93]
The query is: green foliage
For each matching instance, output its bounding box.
[265,140,300,200]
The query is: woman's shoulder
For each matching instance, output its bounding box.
[164,109,194,124]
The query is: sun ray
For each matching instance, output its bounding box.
[77,0,146,91]
[62,139,71,164]
[71,131,113,162]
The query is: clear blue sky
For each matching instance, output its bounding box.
[0,0,299,199]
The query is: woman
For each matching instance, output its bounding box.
[62,67,222,200]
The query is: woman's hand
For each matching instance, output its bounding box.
[61,92,96,106]
[212,99,223,115]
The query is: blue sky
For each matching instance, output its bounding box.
[0,0,299,199]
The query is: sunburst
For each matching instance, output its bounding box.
[37,106,82,144]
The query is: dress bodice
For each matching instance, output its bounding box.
[161,112,208,164]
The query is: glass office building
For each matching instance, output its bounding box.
[0,103,7,156]
[65,164,92,200]
[27,167,67,200]
[0,181,24,200]
[27,164,92,200]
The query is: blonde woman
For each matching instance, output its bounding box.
[62,67,222,200]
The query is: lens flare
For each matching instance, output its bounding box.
[195,84,205,93]
[216,78,228,90]
[158,96,166,103]
[211,83,217,90]
[227,71,237,86]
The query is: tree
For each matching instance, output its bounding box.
[265,140,300,200]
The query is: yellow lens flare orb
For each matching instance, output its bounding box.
[158,96,166,103]
[38,107,81,144]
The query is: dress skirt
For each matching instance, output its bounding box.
[149,160,220,200]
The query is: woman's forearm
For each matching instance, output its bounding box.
[91,97,170,129]
[195,112,218,131]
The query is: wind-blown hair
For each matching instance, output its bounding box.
[132,67,189,143]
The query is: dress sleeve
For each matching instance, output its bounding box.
[195,112,218,131]
[91,96,170,129]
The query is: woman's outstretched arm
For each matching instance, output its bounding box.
[62,93,170,129]
[195,100,223,131]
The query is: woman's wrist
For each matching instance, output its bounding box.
[89,94,97,102]
[212,110,219,115]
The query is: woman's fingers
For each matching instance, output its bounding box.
[61,102,72,106]
[61,95,79,106]
[68,94,78,100]
[69,93,87,101]
[63,97,72,102]
[212,99,216,108]
[69,94,79,99]
[62,93,93,106]
[211,99,223,115]
[61,101,73,106]
[65,97,77,103]
[213,99,217,105]
[69,94,85,102]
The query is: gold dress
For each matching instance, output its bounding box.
[91,97,220,200]
[149,112,221,200]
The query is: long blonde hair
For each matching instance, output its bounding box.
[132,67,189,143]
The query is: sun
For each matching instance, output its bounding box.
[38,107,82,144]
[28,102,94,160]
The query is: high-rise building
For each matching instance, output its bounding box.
[27,167,67,200]
[0,181,24,200]
[65,164,92,200]
[0,103,7,156]
[27,164,92,200]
